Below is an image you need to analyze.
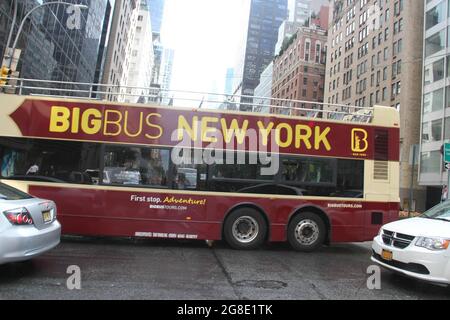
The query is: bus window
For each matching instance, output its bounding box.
[0,137,100,185]
[103,145,170,187]
[281,157,335,184]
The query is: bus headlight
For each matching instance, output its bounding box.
[415,237,450,251]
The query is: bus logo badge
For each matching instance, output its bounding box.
[352,129,368,153]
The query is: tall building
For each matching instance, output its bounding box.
[233,0,288,111]
[254,62,273,113]
[148,0,165,88]
[276,1,329,55]
[101,0,140,101]
[0,0,112,96]
[419,0,450,208]
[272,24,327,116]
[148,0,165,36]
[289,0,312,25]
[159,47,174,104]
[224,68,234,96]
[324,0,425,211]
[151,39,163,86]
[124,0,154,104]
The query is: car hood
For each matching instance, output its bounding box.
[382,217,450,239]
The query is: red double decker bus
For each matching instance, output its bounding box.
[0,93,400,251]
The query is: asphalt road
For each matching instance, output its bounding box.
[0,237,449,300]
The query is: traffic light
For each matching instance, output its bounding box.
[0,66,12,87]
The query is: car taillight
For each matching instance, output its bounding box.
[3,208,34,226]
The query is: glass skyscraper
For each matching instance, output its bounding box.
[148,0,165,35]
[236,0,288,111]
[0,0,112,96]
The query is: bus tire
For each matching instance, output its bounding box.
[288,212,326,252]
[223,208,267,250]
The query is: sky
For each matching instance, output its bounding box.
[159,0,330,106]
[160,0,248,100]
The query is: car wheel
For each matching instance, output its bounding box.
[224,208,267,250]
[288,212,326,252]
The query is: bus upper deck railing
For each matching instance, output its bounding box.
[0,78,374,123]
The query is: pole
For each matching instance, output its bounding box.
[408,144,416,218]
[2,0,17,66]
[447,165,450,203]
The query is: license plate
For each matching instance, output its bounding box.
[42,210,52,223]
[381,249,393,261]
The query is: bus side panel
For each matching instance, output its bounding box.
[28,185,222,241]
[28,184,399,244]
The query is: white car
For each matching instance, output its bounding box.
[372,201,450,285]
[0,182,61,264]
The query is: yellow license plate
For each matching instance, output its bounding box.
[382,249,393,261]
[42,210,52,223]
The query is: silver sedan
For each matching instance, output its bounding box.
[0,182,61,264]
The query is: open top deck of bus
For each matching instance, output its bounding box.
[0,77,399,128]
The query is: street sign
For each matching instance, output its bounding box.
[445,162,450,170]
[445,143,450,163]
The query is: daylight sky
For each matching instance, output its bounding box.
[159,0,329,103]
[160,0,248,98]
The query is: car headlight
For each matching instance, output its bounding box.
[377,228,383,236]
[415,237,450,251]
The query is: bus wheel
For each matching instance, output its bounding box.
[288,212,326,252]
[224,208,267,250]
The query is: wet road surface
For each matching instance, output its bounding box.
[0,237,449,300]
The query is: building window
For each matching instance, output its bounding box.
[304,40,311,61]
[426,2,445,30]
[420,151,441,174]
[424,58,444,85]
[423,88,444,114]
[425,29,446,58]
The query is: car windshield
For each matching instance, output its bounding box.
[421,201,450,221]
[0,183,33,200]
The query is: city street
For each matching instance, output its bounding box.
[0,237,448,300]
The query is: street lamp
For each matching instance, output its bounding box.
[3,1,88,69]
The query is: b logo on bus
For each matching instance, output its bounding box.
[351,129,368,153]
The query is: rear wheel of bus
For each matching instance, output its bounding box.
[223,208,267,250]
[288,212,326,252]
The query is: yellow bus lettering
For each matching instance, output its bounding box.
[145,113,163,139]
[257,121,274,146]
[178,115,198,141]
[49,106,70,133]
[221,118,249,144]
[103,110,122,136]
[201,117,219,143]
[81,108,102,135]
[315,127,331,151]
[295,125,312,149]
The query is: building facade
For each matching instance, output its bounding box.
[159,47,175,104]
[101,0,140,101]
[272,26,327,116]
[420,0,450,208]
[324,0,425,211]
[124,0,154,104]
[148,0,165,36]
[254,62,274,113]
[0,0,112,95]
[233,0,288,111]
